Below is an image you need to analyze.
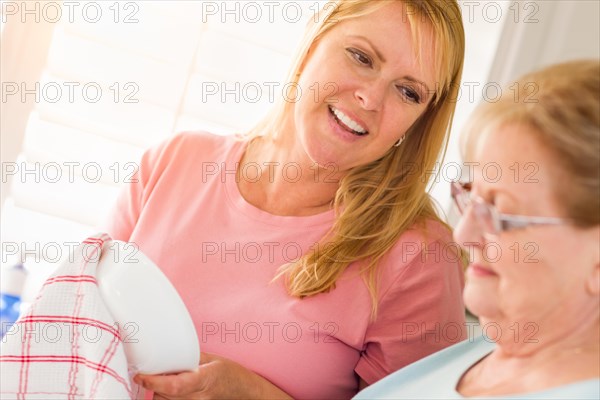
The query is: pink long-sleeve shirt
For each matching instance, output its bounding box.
[105,131,466,399]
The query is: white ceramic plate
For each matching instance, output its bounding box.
[96,240,200,375]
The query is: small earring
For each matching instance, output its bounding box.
[394,135,406,147]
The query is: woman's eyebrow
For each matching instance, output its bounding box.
[347,35,387,62]
[347,34,431,95]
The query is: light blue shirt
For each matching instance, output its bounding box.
[354,336,600,400]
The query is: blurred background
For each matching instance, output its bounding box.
[1,0,599,302]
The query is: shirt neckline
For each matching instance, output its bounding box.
[452,336,600,399]
[223,137,336,228]
[453,339,494,398]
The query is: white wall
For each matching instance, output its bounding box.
[490,0,600,86]
[441,0,600,227]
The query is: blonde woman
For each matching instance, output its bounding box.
[356,60,600,399]
[106,1,467,398]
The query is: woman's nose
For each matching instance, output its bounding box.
[453,206,484,249]
[354,80,385,111]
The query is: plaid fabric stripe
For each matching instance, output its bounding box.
[0,234,142,399]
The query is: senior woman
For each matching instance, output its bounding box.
[355,60,600,399]
[107,0,467,398]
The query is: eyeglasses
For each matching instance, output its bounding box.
[450,181,570,237]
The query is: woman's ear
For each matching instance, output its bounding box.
[585,226,600,296]
[586,263,600,296]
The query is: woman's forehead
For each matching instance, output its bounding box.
[470,124,562,194]
[326,3,438,84]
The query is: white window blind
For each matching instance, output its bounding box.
[0,1,318,293]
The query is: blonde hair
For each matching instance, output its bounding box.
[248,0,465,315]
[461,60,600,227]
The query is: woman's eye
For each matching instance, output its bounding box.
[347,48,372,66]
[398,86,421,104]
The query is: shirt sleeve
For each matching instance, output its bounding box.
[101,134,185,242]
[354,238,466,385]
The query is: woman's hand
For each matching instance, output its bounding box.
[133,352,293,400]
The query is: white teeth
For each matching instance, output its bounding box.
[330,106,367,134]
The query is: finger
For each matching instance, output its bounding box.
[135,370,200,398]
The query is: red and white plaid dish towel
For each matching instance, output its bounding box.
[0,234,143,399]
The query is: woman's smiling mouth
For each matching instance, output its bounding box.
[329,105,369,136]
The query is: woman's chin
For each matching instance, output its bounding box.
[463,283,499,321]
[305,145,346,170]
